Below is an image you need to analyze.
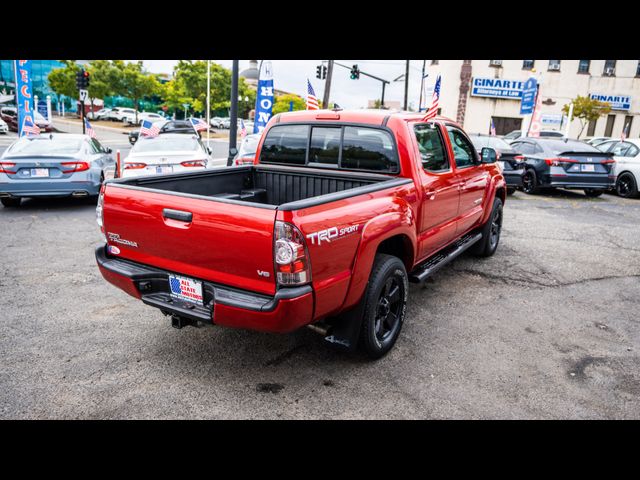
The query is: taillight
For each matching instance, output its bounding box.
[180,160,206,168]
[234,157,254,166]
[96,186,105,240]
[0,162,17,174]
[274,221,311,286]
[544,157,571,166]
[61,161,90,173]
[124,162,147,169]
[513,155,525,162]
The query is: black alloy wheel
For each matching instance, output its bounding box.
[522,169,538,194]
[616,173,638,198]
[374,276,404,344]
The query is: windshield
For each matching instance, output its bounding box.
[132,136,201,153]
[470,136,512,151]
[543,140,601,155]
[4,136,83,156]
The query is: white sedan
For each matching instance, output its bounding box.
[122,133,226,178]
[596,138,640,198]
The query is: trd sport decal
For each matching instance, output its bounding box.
[306,224,360,245]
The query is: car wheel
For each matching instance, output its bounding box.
[584,189,604,198]
[358,254,408,359]
[521,168,539,194]
[506,187,516,195]
[471,196,503,258]
[1,197,22,208]
[616,173,638,198]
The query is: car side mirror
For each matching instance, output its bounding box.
[206,147,212,155]
[105,147,112,154]
[480,147,497,163]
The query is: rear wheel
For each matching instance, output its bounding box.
[506,187,516,195]
[584,189,604,198]
[359,254,408,359]
[471,197,503,257]
[522,168,539,194]
[1,197,21,208]
[616,173,638,198]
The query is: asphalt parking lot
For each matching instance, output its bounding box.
[0,189,639,419]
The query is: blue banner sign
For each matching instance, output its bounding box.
[37,99,48,120]
[520,77,537,115]
[471,77,524,100]
[254,61,274,134]
[13,60,34,136]
[589,93,631,111]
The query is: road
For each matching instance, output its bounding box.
[0,186,638,419]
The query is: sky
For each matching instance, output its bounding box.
[141,60,434,110]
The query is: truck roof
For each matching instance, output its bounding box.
[273,109,459,128]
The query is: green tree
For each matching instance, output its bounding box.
[562,95,611,139]
[114,61,160,123]
[86,60,120,113]
[272,93,307,115]
[47,60,80,100]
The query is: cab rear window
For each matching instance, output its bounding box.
[260,123,399,173]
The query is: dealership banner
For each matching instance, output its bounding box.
[13,60,34,137]
[471,77,524,100]
[589,93,631,111]
[254,61,274,134]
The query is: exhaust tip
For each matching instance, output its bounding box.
[72,191,89,197]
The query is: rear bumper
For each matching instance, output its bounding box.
[502,168,524,188]
[546,173,615,189]
[0,177,100,197]
[95,245,314,333]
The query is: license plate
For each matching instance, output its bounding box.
[30,168,49,177]
[581,164,595,172]
[156,166,172,174]
[168,274,204,305]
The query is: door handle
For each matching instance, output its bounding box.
[162,208,193,223]
[425,189,436,200]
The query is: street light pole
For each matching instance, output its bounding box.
[206,60,211,150]
[403,60,409,110]
[322,60,334,108]
[418,60,426,112]
[228,60,239,166]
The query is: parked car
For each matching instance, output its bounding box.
[595,139,640,198]
[583,136,611,147]
[469,134,524,195]
[0,133,115,207]
[0,117,8,134]
[233,133,261,165]
[210,117,225,128]
[0,107,53,133]
[503,129,565,143]
[220,118,231,129]
[108,107,136,122]
[87,108,112,121]
[510,137,616,197]
[124,111,165,126]
[95,110,507,358]
[121,133,224,178]
[127,120,198,145]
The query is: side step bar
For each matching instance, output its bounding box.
[409,232,482,283]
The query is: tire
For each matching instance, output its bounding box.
[359,254,408,359]
[521,168,540,194]
[506,187,516,196]
[584,189,604,198]
[616,172,638,198]
[470,196,503,257]
[1,197,21,208]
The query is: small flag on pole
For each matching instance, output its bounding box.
[85,118,97,138]
[422,75,441,121]
[621,122,630,141]
[140,119,160,137]
[240,119,247,138]
[189,117,208,132]
[21,117,40,137]
[306,79,319,110]
[490,118,497,136]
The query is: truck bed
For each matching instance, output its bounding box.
[109,164,411,210]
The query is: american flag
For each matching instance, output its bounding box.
[240,119,247,137]
[621,122,630,141]
[306,79,319,110]
[85,118,97,138]
[189,117,208,132]
[21,116,40,137]
[140,119,160,137]
[422,75,441,122]
[490,118,497,136]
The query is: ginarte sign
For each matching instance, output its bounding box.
[589,93,631,111]
[471,77,524,100]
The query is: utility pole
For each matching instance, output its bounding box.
[206,60,211,150]
[418,60,426,112]
[333,61,390,109]
[228,60,239,166]
[403,60,409,110]
[322,60,334,109]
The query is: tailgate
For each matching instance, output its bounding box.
[102,184,277,295]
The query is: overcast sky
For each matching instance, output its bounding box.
[141,60,433,110]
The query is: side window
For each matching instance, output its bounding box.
[260,124,308,165]
[514,142,535,155]
[610,142,631,157]
[341,127,398,172]
[90,138,104,153]
[446,126,477,168]
[413,123,449,172]
[626,144,639,157]
[309,126,341,166]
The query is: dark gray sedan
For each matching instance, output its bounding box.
[470,134,525,194]
[0,134,115,207]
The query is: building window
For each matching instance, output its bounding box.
[603,60,616,76]
[431,60,439,65]
[548,60,561,71]
[623,116,633,137]
[522,60,535,70]
[489,60,503,67]
[604,114,616,137]
[587,119,597,137]
[636,61,640,77]
[578,60,590,74]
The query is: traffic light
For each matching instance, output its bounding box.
[350,64,360,80]
[76,69,90,90]
[322,65,327,79]
[83,70,90,88]
[316,65,322,79]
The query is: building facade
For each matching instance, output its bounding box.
[1,60,70,106]
[426,60,640,139]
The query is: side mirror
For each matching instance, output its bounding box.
[480,147,497,163]
[105,147,112,154]
[206,147,212,155]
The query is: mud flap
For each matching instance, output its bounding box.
[323,300,366,352]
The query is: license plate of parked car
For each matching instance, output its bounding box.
[156,166,172,174]
[30,168,49,177]
[168,274,204,305]
[581,164,595,172]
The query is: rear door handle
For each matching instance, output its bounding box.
[162,208,193,223]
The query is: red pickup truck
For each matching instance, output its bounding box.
[96,109,506,358]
